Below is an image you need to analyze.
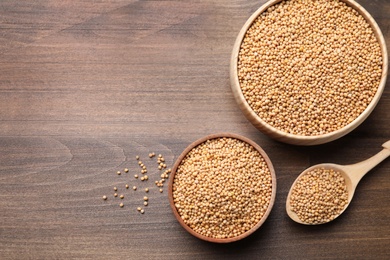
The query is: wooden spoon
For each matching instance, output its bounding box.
[286,140,390,225]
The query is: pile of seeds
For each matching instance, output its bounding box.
[238,0,383,136]
[101,153,171,215]
[289,167,348,224]
[172,137,273,239]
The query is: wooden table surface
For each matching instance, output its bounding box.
[0,0,389,259]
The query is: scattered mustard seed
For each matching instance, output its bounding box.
[134,174,138,179]
[114,193,118,197]
[124,168,129,173]
[117,171,121,175]
[102,195,107,200]
[145,188,149,193]
[159,189,163,193]
[136,155,140,160]
[133,186,137,191]
[120,194,124,199]
[144,201,148,206]
[120,203,124,208]
[114,187,117,191]
[143,196,148,201]
[137,207,141,211]
[140,209,145,214]
[125,184,129,189]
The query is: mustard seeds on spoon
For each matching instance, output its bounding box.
[289,168,348,224]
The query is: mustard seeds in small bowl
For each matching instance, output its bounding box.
[230,0,388,145]
[168,133,276,243]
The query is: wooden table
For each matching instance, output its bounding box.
[0,0,389,259]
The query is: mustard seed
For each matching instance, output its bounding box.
[133,186,137,191]
[145,188,149,193]
[144,201,148,206]
[289,167,348,224]
[114,193,118,197]
[137,207,141,211]
[102,195,107,200]
[140,209,145,214]
[159,189,163,193]
[120,203,124,208]
[172,137,273,239]
[136,155,140,160]
[124,168,129,173]
[113,187,117,191]
[238,0,382,136]
[125,184,129,189]
[120,195,124,199]
[117,171,121,175]
[143,196,148,201]
[134,174,138,179]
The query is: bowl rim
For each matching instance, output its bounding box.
[168,133,277,243]
[230,0,388,145]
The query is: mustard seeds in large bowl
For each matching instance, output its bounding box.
[230,0,388,145]
[168,133,276,243]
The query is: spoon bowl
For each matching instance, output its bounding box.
[286,140,390,225]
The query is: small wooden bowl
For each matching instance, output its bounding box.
[168,133,277,243]
[230,0,388,146]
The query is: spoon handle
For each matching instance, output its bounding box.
[343,140,390,188]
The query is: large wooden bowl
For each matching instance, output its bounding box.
[168,133,277,243]
[230,0,388,146]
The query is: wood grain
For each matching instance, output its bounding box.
[0,0,389,259]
